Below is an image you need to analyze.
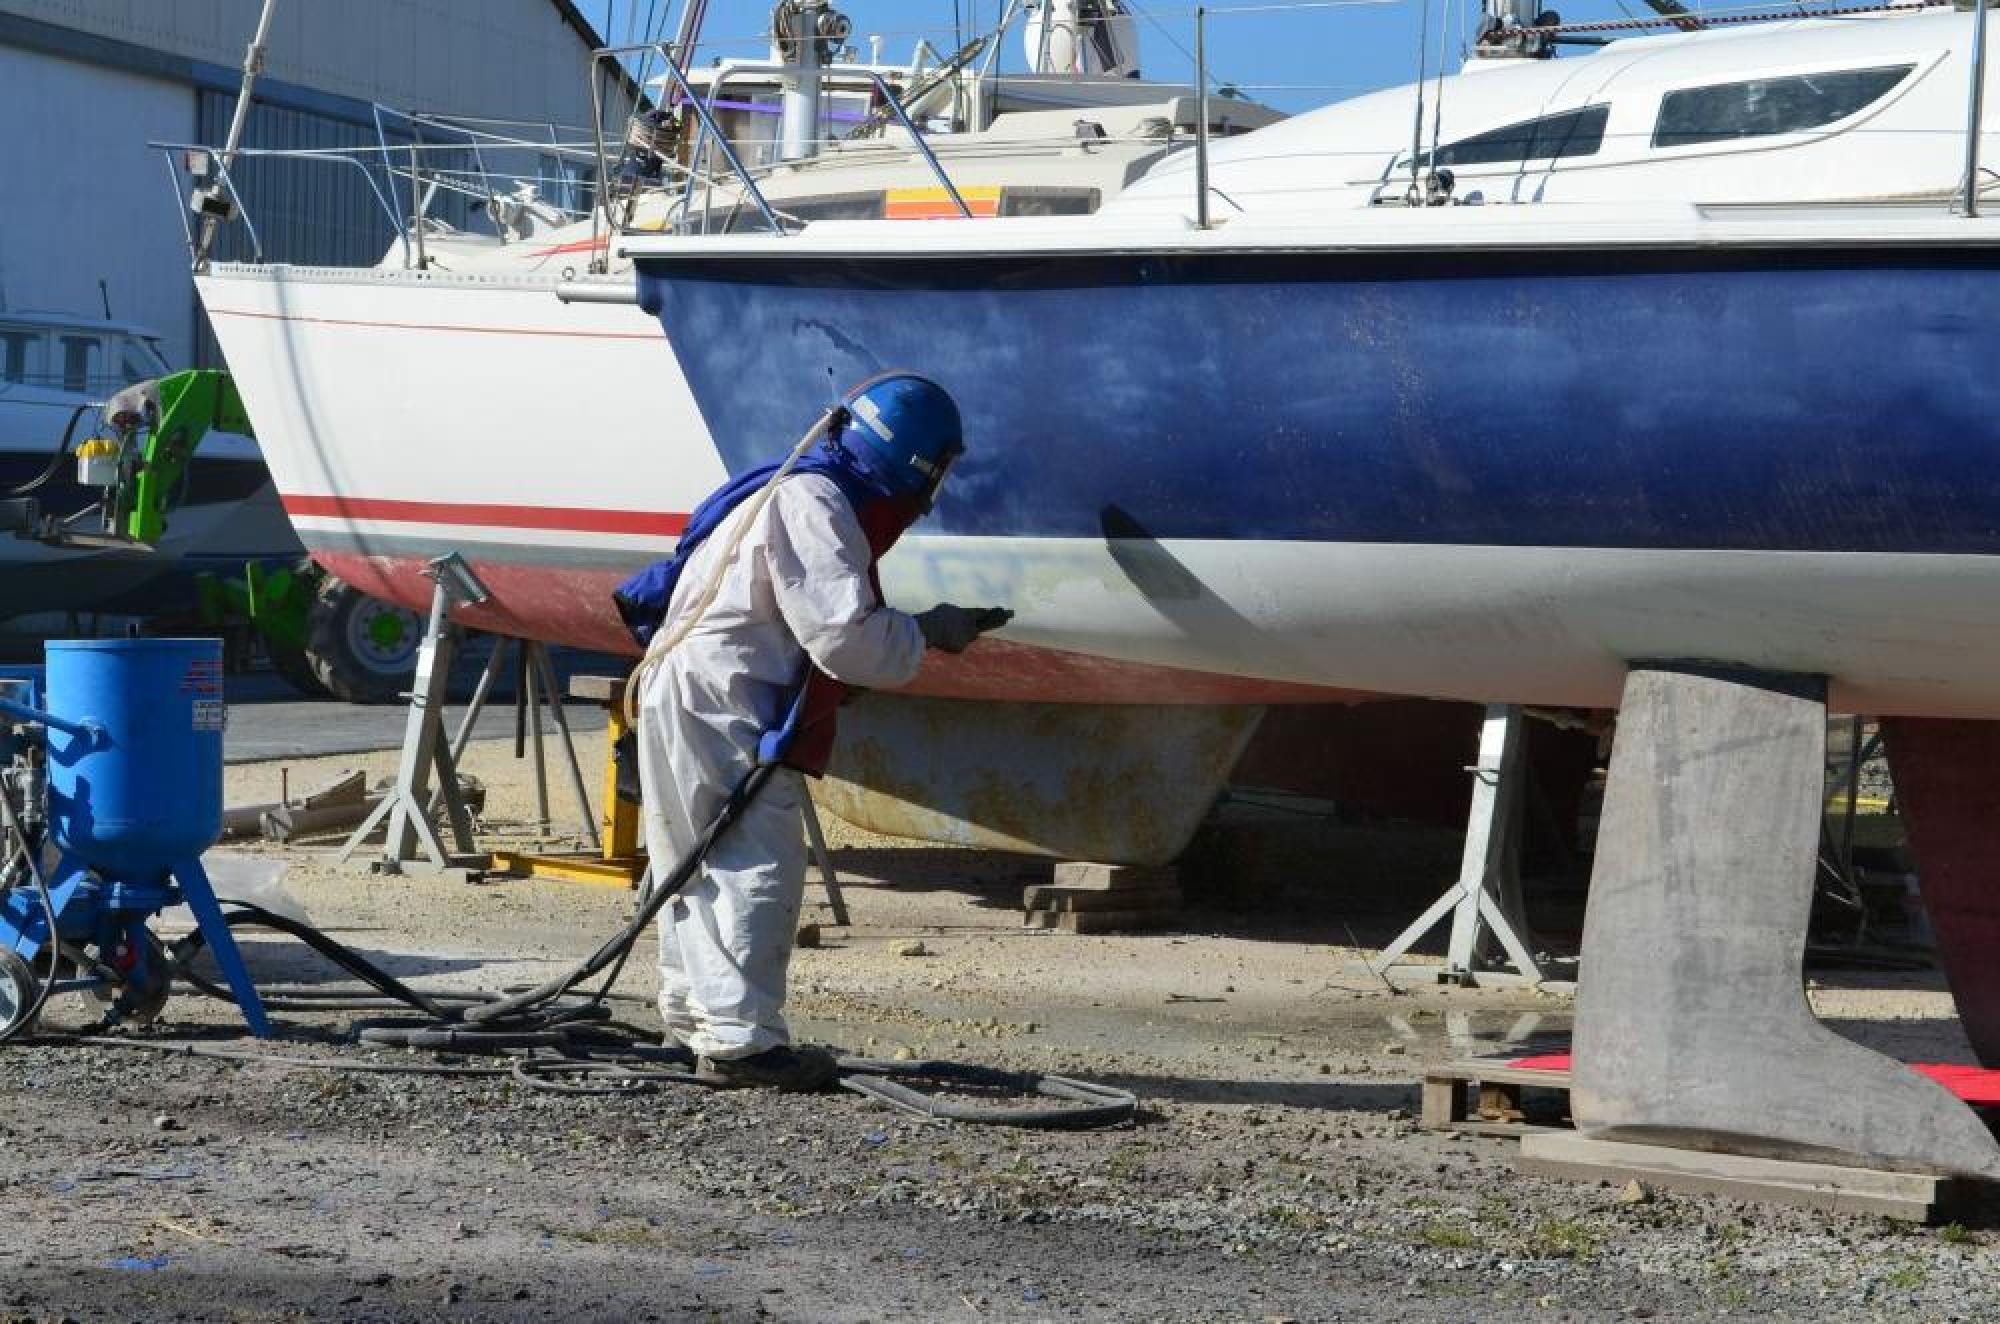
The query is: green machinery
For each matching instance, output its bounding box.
[5,369,419,702]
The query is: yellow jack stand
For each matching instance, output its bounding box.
[491,674,853,923]
[490,674,647,888]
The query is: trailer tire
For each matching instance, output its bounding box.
[266,640,331,699]
[304,577,422,705]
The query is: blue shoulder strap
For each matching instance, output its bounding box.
[610,430,887,648]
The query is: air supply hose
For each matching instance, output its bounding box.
[161,757,1137,1130]
[5,404,91,498]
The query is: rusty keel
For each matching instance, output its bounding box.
[813,693,1266,865]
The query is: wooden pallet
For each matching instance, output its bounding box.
[1420,1057,1571,1138]
[1425,1055,1981,1222]
[1518,1132,1974,1224]
[1022,862,1183,934]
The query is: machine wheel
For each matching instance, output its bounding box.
[107,931,172,1027]
[304,576,423,704]
[266,639,331,699]
[0,948,41,1039]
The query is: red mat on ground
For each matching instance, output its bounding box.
[1507,1053,2000,1107]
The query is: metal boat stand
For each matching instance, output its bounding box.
[338,554,490,875]
[441,633,596,845]
[1371,704,1556,989]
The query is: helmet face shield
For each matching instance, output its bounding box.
[912,443,961,512]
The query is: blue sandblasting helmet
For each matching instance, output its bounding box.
[835,372,964,501]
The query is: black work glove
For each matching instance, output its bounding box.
[915,604,1013,653]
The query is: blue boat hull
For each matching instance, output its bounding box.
[638,246,2000,556]
[618,242,2000,717]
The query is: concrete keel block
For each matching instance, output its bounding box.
[1573,664,2000,1181]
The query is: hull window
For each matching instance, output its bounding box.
[999,187,1102,217]
[678,190,885,234]
[1653,64,1914,147]
[1418,105,1609,170]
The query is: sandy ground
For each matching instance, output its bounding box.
[0,730,1995,1321]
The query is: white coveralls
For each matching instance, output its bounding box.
[638,473,924,1059]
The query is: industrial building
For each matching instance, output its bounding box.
[0,0,608,367]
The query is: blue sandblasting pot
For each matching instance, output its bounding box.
[44,639,225,879]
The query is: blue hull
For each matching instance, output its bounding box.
[637,247,2000,555]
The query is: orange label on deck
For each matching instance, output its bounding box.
[885,186,1002,220]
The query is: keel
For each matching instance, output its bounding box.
[1574,665,2000,1179]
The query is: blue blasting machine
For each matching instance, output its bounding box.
[0,640,269,1038]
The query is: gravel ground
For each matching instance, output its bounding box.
[0,733,1995,1322]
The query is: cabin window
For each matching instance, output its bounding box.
[0,331,35,385]
[59,336,98,394]
[1000,187,1101,217]
[1653,64,1914,147]
[1425,105,1610,169]
[117,338,165,385]
[782,192,887,223]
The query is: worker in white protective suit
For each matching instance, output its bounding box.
[618,373,1009,1091]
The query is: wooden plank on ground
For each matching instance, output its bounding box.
[1050,862,1178,892]
[1022,884,1183,913]
[1024,907,1179,934]
[1517,1131,1973,1224]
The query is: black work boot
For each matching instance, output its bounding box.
[695,1044,838,1092]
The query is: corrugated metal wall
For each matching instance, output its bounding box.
[0,0,604,124]
[0,0,611,367]
[190,93,487,363]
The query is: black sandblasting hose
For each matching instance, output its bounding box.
[837,1058,1142,1130]
[0,781,61,1045]
[160,756,1139,1129]
[463,761,779,1025]
[5,405,91,498]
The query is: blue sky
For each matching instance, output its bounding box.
[583,1,1513,115]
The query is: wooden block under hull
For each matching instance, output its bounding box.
[1022,884,1183,913]
[1024,907,1180,934]
[1050,861,1179,892]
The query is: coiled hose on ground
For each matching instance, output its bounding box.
[149,758,1137,1130]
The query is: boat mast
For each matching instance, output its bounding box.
[774,1,852,162]
[1966,0,1990,216]
[674,0,711,55]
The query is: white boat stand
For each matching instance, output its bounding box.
[1370,703,1558,989]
